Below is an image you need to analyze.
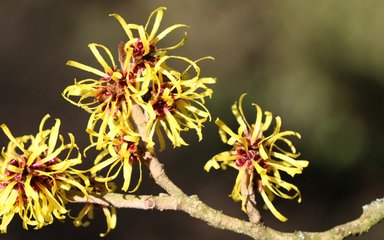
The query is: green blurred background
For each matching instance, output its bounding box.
[0,0,383,239]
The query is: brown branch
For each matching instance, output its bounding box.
[130,104,149,143]
[68,191,267,238]
[70,193,178,210]
[302,198,384,240]
[74,103,382,239]
[143,151,184,196]
[69,190,384,240]
[136,151,384,239]
[240,170,261,223]
[142,151,384,239]
[130,103,185,196]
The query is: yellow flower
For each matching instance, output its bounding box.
[111,7,188,64]
[87,114,142,192]
[204,94,309,221]
[142,56,216,151]
[0,115,89,233]
[64,7,215,154]
[63,43,146,131]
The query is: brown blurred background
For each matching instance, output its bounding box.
[0,0,383,239]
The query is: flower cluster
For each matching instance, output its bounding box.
[204,94,309,221]
[63,7,215,191]
[0,4,314,237]
[0,115,89,233]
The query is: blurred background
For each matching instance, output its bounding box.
[0,0,383,239]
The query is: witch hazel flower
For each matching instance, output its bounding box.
[204,94,309,221]
[0,115,89,233]
[141,56,216,151]
[63,6,201,151]
[87,113,143,192]
[63,43,146,131]
[111,7,188,65]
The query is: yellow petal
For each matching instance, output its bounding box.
[129,160,142,193]
[230,168,245,204]
[47,118,60,155]
[215,119,241,145]
[121,157,132,192]
[204,159,220,171]
[110,13,134,39]
[88,43,115,74]
[67,60,106,77]
[260,189,288,222]
[146,7,165,41]
[137,26,150,55]
[99,206,117,237]
[0,124,25,152]
[251,103,263,144]
[261,111,273,131]
[232,98,248,130]
[153,24,189,45]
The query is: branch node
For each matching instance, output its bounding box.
[297,231,305,240]
[144,196,156,209]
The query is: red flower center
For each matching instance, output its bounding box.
[235,132,269,170]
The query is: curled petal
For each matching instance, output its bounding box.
[260,189,288,222]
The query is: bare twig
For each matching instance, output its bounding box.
[69,190,384,240]
[130,103,185,196]
[70,193,178,210]
[71,103,384,239]
[240,170,261,223]
[143,151,184,196]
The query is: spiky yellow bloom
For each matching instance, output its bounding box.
[142,56,216,151]
[0,115,89,233]
[64,7,188,119]
[63,7,196,140]
[204,94,309,221]
[64,7,215,154]
[111,7,188,63]
[87,114,142,192]
[63,43,146,131]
